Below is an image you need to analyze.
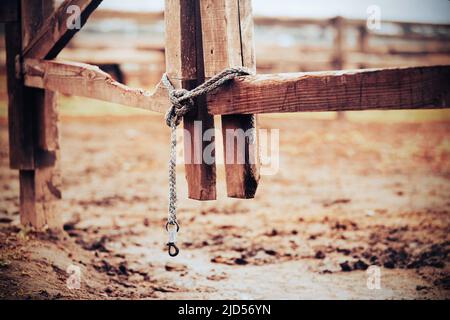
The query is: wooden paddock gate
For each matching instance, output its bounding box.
[2,0,450,229]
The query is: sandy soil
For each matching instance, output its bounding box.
[0,115,449,300]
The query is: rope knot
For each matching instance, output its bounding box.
[165,88,194,127]
[162,67,253,128]
[159,67,253,257]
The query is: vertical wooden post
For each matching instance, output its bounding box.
[358,25,368,53]
[200,0,260,198]
[5,0,61,228]
[331,16,345,70]
[5,0,34,169]
[358,24,368,69]
[165,0,216,200]
[331,16,346,120]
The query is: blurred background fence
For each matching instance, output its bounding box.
[1,9,449,89]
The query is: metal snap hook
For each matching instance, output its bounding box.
[166,221,180,257]
[165,220,180,232]
[167,242,179,257]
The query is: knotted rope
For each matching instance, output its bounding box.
[161,67,252,257]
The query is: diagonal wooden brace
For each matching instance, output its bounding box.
[23,0,103,59]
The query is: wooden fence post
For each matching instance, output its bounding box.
[5,0,34,169]
[165,0,216,200]
[200,0,260,198]
[164,0,259,199]
[358,24,368,68]
[5,0,61,228]
[331,16,346,120]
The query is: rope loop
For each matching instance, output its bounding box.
[162,67,252,127]
[160,67,253,257]
[167,242,180,257]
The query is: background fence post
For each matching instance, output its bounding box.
[358,24,368,68]
[200,0,260,198]
[331,16,347,120]
[5,0,61,228]
[164,0,217,200]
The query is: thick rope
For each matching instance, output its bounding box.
[161,67,252,257]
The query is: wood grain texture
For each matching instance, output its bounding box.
[200,0,242,78]
[331,16,346,120]
[165,0,216,200]
[238,0,256,74]
[24,58,169,113]
[19,0,62,229]
[207,66,450,115]
[200,0,260,198]
[25,60,450,115]
[20,166,61,229]
[5,2,35,169]
[23,0,102,59]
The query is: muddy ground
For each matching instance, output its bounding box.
[0,115,449,299]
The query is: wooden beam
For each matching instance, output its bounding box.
[5,33,32,167]
[6,0,34,169]
[253,15,450,31]
[207,65,450,114]
[24,60,450,114]
[331,16,346,120]
[23,0,102,59]
[200,0,260,199]
[4,1,63,229]
[331,16,345,70]
[164,0,216,200]
[90,9,164,24]
[23,58,168,113]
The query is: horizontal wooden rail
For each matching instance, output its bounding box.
[207,65,450,114]
[88,10,450,31]
[255,16,450,32]
[24,58,168,113]
[24,59,450,115]
[346,18,450,30]
[90,9,164,23]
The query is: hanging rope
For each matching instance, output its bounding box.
[161,67,252,257]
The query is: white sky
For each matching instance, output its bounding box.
[100,0,450,24]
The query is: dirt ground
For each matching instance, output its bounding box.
[0,114,449,300]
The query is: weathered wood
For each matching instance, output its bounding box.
[200,0,259,198]
[165,0,216,200]
[24,60,450,114]
[331,16,345,70]
[23,0,102,59]
[19,0,61,229]
[24,58,169,113]
[0,0,19,22]
[5,1,34,169]
[331,16,346,120]
[207,65,450,114]
[358,25,368,54]
[19,166,61,228]
[254,16,450,32]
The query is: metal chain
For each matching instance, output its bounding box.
[161,67,252,257]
